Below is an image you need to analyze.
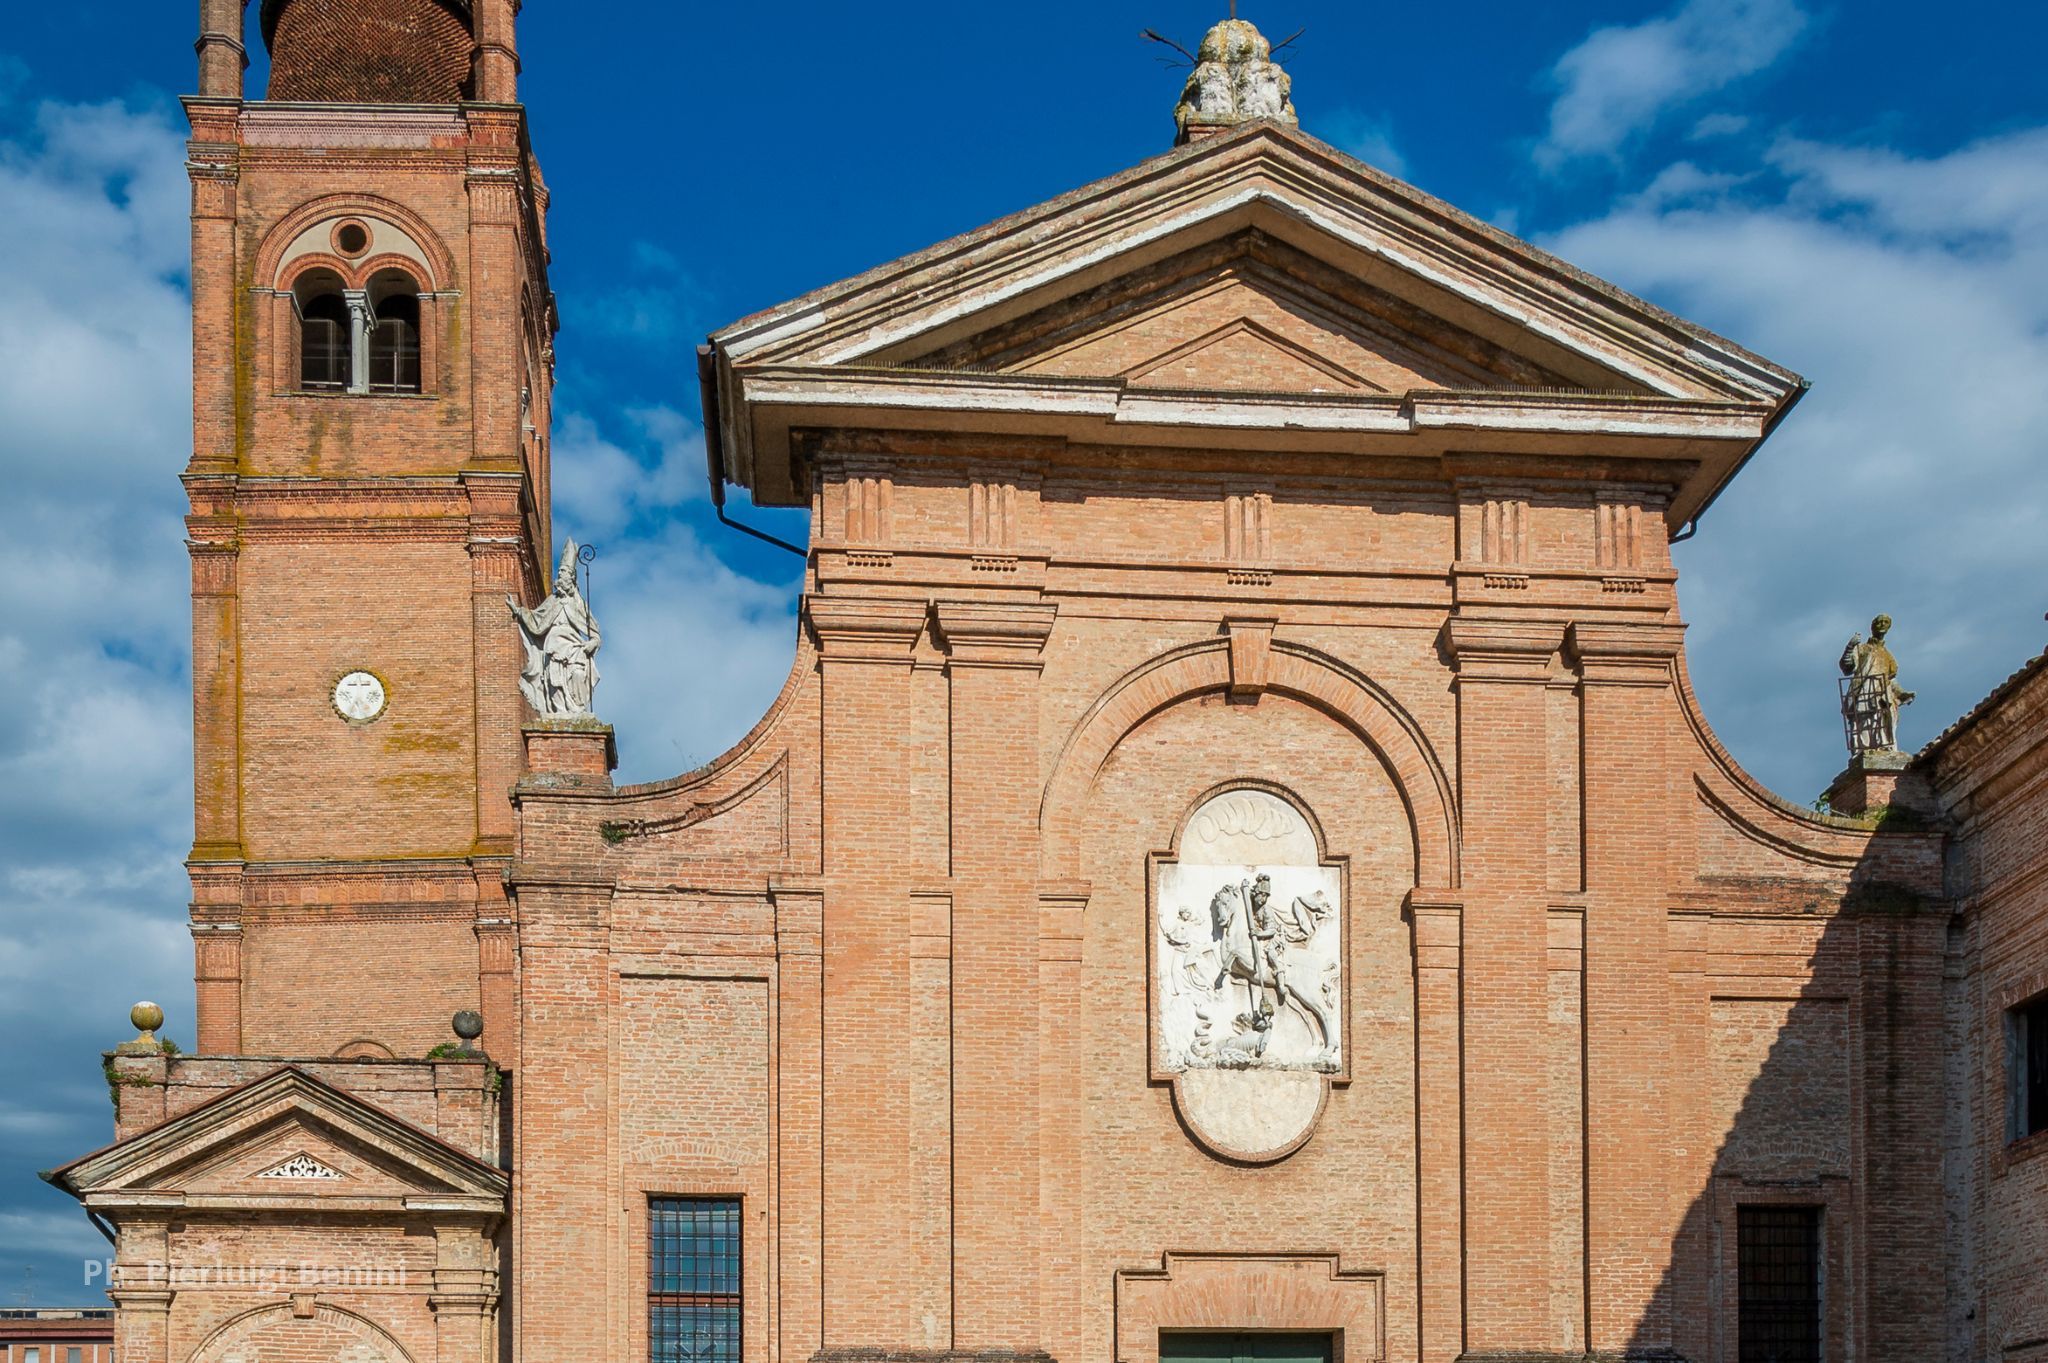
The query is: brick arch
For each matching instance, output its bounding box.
[256,194,458,293]
[1038,637,1459,888]
[190,1301,415,1363]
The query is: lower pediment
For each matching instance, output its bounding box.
[49,1066,507,1211]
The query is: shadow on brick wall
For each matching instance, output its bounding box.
[1619,837,1954,1362]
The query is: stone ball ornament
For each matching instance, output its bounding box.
[117,1000,166,1053]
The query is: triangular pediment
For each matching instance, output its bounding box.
[909,236,1584,394]
[705,121,1804,514]
[50,1067,506,1210]
[1122,316,1375,392]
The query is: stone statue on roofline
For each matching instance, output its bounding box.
[1173,18,1298,144]
[1839,613,1914,754]
[508,539,601,719]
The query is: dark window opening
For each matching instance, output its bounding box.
[1159,1333,1334,1363]
[1738,1205,1821,1363]
[649,1196,740,1363]
[367,293,421,394]
[2013,992,2048,1142]
[298,291,350,391]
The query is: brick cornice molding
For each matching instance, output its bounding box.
[807,594,928,662]
[1441,617,1565,682]
[1566,620,1685,686]
[934,599,1057,669]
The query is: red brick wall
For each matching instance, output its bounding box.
[1927,659,2048,1361]
[503,444,1955,1363]
[184,72,551,1062]
[266,0,474,104]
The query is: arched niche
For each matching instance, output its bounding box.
[1039,636,1459,891]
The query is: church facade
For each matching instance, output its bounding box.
[48,6,2048,1363]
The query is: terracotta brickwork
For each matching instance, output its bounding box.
[180,0,551,1063]
[56,10,2048,1363]
[264,0,475,104]
[1923,655,2048,1362]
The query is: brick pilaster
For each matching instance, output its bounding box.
[510,878,613,1363]
[937,600,1057,1353]
[810,593,929,1348]
[1410,890,1465,1363]
[1566,621,1685,1354]
[1443,617,1562,1351]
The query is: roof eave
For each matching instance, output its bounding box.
[725,366,1773,511]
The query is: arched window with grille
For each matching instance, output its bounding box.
[366,270,422,394]
[294,269,351,391]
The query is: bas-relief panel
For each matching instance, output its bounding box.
[1157,790,1343,1073]
[1155,789,1346,1162]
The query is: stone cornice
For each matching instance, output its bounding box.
[49,1067,506,1206]
[705,124,1803,515]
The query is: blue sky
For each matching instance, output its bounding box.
[2,0,2046,1299]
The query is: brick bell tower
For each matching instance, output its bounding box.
[182,0,554,1060]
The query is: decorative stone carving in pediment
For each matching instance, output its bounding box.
[1152,787,1348,1162]
[256,1151,344,1181]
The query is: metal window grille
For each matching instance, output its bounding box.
[649,1197,740,1363]
[1738,1206,1821,1363]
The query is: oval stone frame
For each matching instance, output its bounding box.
[1149,782,1350,1164]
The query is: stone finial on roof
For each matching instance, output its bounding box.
[1174,18,1298,145]
[115,1001,165,1055]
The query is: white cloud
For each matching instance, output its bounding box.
[1544,124,2048,799]
[1622,160,1752,211]
[1537,0,1808,170]
[0,1207,110,1267]
[551,404,707,540]
[1690,112,1751,141]
[0,92,196,1287]
[593,518,801,785]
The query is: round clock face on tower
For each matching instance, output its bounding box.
[331,670,388,724]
